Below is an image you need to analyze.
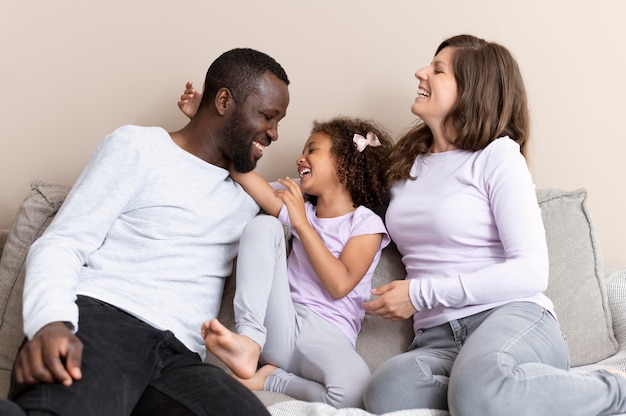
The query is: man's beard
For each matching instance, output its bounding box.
[223,109,257,173]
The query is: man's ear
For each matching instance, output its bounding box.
[215,87,234,116]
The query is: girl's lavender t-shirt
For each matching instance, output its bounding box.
[278,203,389,346]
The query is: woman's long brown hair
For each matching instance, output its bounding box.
[388,34,530,182]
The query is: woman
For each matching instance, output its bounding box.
[362,34,626,416]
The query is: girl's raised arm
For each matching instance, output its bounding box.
[230,170,283,217]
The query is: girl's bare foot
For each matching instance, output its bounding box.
[232,364,278,391]
[201,318,261,379]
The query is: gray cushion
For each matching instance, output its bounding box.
[0,230,8,260]
[356,242,414,371]
[0,180,70,398]
[538,188,618,366]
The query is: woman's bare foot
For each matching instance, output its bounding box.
[233,364,278,391]
[606,368,626,378]
[201,318,261,379]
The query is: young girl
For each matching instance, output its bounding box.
[200,116,392,408]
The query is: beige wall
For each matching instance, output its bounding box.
[2,0,625,267]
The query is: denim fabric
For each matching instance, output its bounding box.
[10,296,269,416]
[364,301,626,416]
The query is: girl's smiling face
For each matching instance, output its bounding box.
[411,46,459,135]
[297,132,341,196]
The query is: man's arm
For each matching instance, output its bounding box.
[14,322,83,386]
[19,129,144,385]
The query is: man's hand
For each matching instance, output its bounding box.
[14,322,83,386]
[363,280,417,321]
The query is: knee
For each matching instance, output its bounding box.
[365,354,451,413]
[242,215,283,239]
[448,374,479,416]
[448,367,505,416]
[363,371,389,413]
[0,400,26,416]
[327,385,366,409]
[363,359,410,414]
[327,367,370,409]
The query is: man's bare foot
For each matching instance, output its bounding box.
[233,364,278,391]
[201,318,260,379]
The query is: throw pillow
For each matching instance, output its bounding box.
[538,188,618,366]
[0,231,8,260]
[0,180,70,398]
[356,242,414,371]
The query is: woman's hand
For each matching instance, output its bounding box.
[363,280,416,321]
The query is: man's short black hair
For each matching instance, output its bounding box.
[200,48,289,108]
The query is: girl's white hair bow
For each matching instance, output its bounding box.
[353,131,381,152]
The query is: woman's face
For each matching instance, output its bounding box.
[411,46,458,133]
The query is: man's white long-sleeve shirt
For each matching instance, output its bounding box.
[23,125,259,358]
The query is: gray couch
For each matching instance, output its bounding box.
[1,181,626,416]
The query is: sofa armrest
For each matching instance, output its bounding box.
[574,267,626,376]
[606,267,626,349]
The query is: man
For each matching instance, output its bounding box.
[4,48,290,415]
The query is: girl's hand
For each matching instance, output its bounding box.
[363,280,416,321]
[274,177,307,229]
[178,81,203,119]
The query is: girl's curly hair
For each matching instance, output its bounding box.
[308,117,393,210]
